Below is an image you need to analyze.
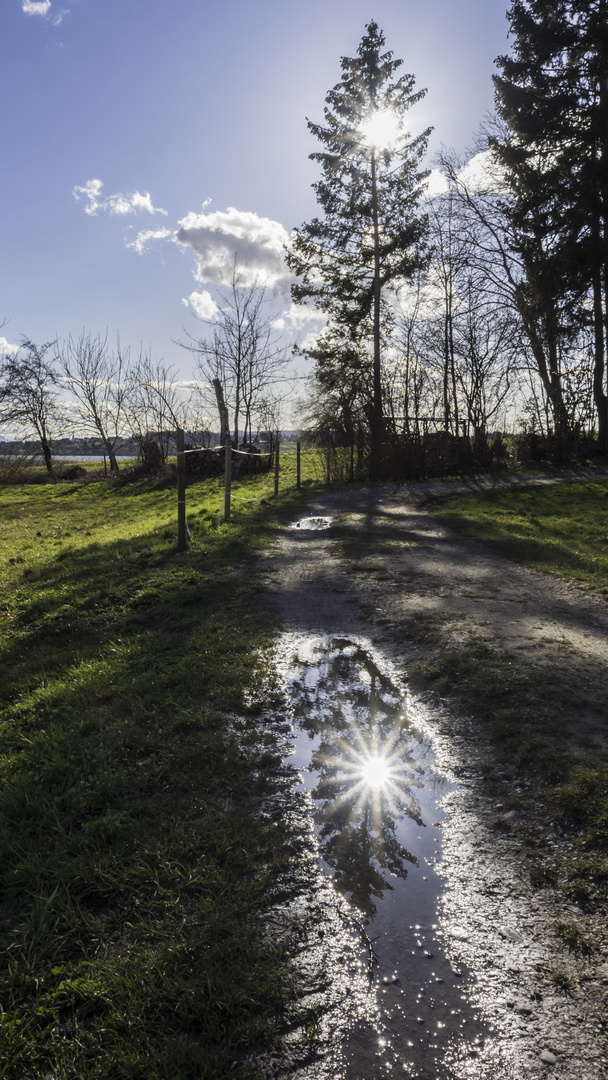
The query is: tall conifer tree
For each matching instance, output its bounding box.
[287,22,430,470]
[493,0,608,449]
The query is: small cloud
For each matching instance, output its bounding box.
[423,169,450,199]
[183,289,221,317]
[73,178,103,215]
[107,190,167,216]
[0,336,20,356]
[73,178,168,218]
[127,227,173,254]
[182,290,220,320]
[271,302,326,348]
[457,150,506,195]
[176,206,291,293]
[271,302,323,331]
[21,0,52,15]
[21,1,71,23]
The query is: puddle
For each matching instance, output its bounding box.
[278,634,496,1079]
[290,516,333,531]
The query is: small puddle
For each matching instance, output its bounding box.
[290,516,333,531]
[279,634,494,1078]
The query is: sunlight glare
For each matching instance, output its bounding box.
[361,754,391,789]
[360,110,401,149]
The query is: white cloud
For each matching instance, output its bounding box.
[457,150,506,195]
[182,290,220,321]
[127,227,173,254]
[271,302,326,349]
[73,178,168,218]
[423,169,450,199]
[0,336,20,356]
[176,207,291,293]
[21,0,52,15]
[73,178,103,215]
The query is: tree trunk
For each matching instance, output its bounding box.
[443,309,451,434]
[600,31,608,453]
[370,150,384,476]
[105,442,119,472]
[592,268,608,451]
[517,293,571,454]
[213,379,230,447]
[40,435,54,474]
[233,370,241,447]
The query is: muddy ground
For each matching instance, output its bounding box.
[257,475,608,1079]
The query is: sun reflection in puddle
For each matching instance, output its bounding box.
[360,754,391,789]
[277,633,496,1079]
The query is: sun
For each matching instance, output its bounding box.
[360,109,401,149]
[360,754,392,789]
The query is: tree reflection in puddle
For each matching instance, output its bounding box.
[280,634,496,1079]
[291,638,422,920]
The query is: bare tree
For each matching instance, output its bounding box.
[439,144,588,454]
[125,351,193,466]
[182,260,289,446]
[452,272,519,435]
[59,331,129,471]
[0,340,62,473]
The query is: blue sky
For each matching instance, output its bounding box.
[1,0,511,370]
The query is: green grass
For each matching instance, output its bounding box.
[409,481,608,863]
[409,634,573,769]
[547,969,574,994]
[434,480,608,594]
[554,921,593,955]
[0,466,319,1079]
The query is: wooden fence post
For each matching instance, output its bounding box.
[176,428,187,551]
[296,440,301,490]
[326,446,331,486]
[274,431,280,496]
[357,434,365,480]
[349,442,354,482]
[224,442,232,522]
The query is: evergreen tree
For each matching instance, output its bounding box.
[493,0,608,449]
[287,21,431,471]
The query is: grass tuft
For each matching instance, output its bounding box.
[554,922,593,955]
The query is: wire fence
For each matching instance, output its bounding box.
[174,426,520,546]
[175,430,356,546]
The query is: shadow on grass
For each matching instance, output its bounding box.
[0,497,299,1079]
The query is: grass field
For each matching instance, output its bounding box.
[434,479,608,594]
[427,480,608,855]
[0,457,323,1080]
[4,464,607,1075]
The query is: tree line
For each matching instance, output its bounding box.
[3,4,606,478]
[288,6,608,475]
[0,266,289,475]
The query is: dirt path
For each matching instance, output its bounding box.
[261,481,608,1079]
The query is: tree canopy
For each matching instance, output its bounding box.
[493,0,608,449]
